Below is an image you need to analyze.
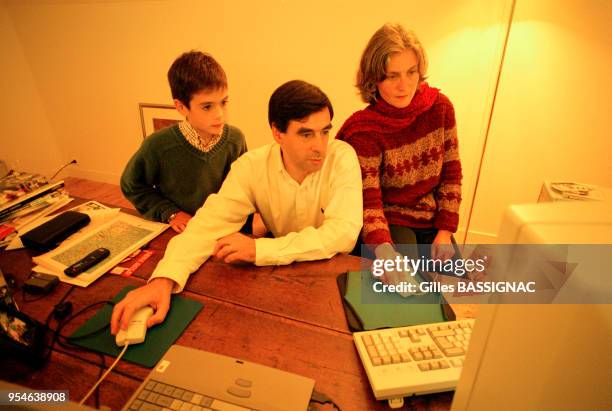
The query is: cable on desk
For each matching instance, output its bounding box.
[79,343,129,406]
[44,298,115,408]
[43,284,76,326]
[50,345,144,383]
[45,299,114,362]
[21,287,49,303]
[309,390,342,410]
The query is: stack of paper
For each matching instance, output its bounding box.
[0,171,72,248]
[549,182,605,201]
[32,206,168,287]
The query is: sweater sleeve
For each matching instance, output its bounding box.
[149,154,257,291]
[433,97,462,232]
[345,132,393,246]
[120,142,180,223]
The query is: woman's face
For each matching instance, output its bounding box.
[377,49,420,108]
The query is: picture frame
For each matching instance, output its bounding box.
[138,103,183,138]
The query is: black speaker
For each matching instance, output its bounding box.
[21,211,90,252]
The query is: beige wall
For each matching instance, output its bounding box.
[0,3,63,176]
[468,0,612,242]
[3,0,524,239]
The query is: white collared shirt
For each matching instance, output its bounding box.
[151,139,363,291]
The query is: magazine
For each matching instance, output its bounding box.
[0,180,65,218]
[0,171,49,207]
[0,191,73,249]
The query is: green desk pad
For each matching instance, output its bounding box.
[340,271,453,331]
[68,286,203,368]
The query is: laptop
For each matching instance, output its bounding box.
[122,345,315,411]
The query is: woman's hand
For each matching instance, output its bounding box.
[431,230,455,261]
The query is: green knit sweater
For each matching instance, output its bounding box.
[120,124,246,222]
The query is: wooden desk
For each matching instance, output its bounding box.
[137,232,475,332]
[133,250,361,333]
[0,198,469,410]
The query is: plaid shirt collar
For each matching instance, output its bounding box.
[178,120,222,152]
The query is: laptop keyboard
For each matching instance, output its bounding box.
[127,379,253,411]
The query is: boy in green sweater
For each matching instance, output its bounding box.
[121,51,247,233]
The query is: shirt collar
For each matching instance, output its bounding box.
[179,120,222,153]
[179,120,199,144]
[271,144,285,173]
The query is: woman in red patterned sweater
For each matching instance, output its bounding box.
[337,23,462,279]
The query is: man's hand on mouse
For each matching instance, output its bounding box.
[110,277,175,335]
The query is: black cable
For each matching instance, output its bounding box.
[309,391,342,410]
[50,159,77,181]
[53,334,106,409]
[21,287,50,303]
[44,285,75,327]
[63,322,111,341]
[46,299,114,360]
[44,299,117,408]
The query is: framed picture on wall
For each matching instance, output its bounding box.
[138,103,183,138]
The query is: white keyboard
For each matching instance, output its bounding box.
[353,318,475,408]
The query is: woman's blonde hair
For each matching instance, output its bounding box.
[356,23,428,104]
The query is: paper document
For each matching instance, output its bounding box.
[33,212,168,287]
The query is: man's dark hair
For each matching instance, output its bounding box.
[268,80,334,132]
[167,51,227,108]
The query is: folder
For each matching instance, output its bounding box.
[338,271,455,331]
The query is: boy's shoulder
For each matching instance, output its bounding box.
[224,124,246,145]
[142,124,180,150]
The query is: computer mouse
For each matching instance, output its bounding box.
[115,306,154,346]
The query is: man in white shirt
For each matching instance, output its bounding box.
[111,80,363,333]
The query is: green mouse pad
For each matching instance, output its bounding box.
[68,285,203,368]
[339,271,454,331]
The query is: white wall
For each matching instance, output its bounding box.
[0,3,63,177]
[468,0,612,242]
[2,0,513,237]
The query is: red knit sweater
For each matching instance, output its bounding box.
[336,83,462,245]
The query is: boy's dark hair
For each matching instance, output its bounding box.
[268,80,334,132]
[167,51,227,108]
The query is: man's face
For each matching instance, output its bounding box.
[377,49,420,108]
[175,87,228,138]
[272,107,332,184]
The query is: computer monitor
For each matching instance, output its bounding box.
[451,201,612,410]
[495,201,612,244]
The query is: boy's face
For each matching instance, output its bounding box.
[272,107,332,184]
[175,87,228,138]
